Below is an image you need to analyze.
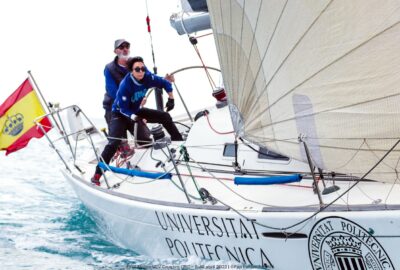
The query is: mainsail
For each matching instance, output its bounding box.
[207,0,400,183]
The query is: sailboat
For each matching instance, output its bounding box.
[36,0,400,269]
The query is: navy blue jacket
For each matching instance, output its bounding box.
[103,57,129,110]
[112,71,173,118]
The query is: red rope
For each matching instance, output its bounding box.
[113,146,135,167]
[204,111,234,135]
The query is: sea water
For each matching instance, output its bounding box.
[0,134,259,270]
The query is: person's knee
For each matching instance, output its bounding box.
[159,112,172,123]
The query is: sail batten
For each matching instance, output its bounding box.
[208,0,400,183]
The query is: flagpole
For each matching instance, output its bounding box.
[27,70,51,112]
[27,70,63,134]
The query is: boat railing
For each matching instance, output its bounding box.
[33,103,197,197]
[34,104,103,173]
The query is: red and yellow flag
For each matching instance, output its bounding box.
[0,79,52,155]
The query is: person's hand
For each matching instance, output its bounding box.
[165,73,175,83]
[165,98,175,112]
[130,114,137,121]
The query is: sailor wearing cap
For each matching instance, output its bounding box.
[103,39,131,128]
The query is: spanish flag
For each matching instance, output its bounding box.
[0,79,52,155]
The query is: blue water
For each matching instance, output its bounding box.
[0,137,253,269]
[0,138,144,269]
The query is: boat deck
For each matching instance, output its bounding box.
[73,157,400,212]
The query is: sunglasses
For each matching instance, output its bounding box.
[117,44,130,50]
[134,67,146,73]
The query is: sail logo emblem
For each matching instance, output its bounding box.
[2,113,24,136]
[308,216,394,270]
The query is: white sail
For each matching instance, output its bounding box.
[207,0,400,183]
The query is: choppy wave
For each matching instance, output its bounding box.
[0,138,143,269]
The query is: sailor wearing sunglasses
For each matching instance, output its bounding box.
[92,56,183,185]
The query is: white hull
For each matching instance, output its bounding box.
[63,168,400,269]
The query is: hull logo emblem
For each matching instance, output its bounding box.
[308,216,394,270]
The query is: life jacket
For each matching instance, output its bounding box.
[106,57,127,85]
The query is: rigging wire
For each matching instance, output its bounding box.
[190,38,216,90]
[384,175,400,205]
[195,32,213,39]
[178,12,217,92]
[180,146,203,199]
[384,158,400,204]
